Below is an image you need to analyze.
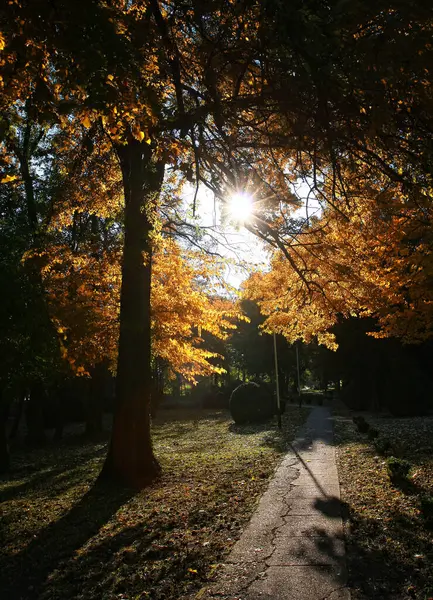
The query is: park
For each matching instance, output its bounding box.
[0,1,432,599]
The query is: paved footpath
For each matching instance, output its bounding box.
[202,406,350,600]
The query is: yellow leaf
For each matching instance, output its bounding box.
[188,568,198,574]
[1,174,18,183]
[82,115,92,129]
[137,130,145,141]
[145,138,152,145]
[107,74,114,81]
[0,33,5,51]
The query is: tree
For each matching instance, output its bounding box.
[2,0,287,486]
[229,299,299,395]
[2,0,433,486]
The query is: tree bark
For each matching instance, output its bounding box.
[100,140,164,488]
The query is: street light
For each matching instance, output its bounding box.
[296,341,302,407]
[273,331,282,429]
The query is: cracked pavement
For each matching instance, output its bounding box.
[201,406,350,600]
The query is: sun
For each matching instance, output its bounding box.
[227,191,253,223]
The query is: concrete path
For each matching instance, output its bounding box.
[202,406,350,600]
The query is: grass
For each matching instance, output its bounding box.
[0,406,308,600]
[334,412,433,600]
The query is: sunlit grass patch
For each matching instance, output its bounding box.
[0,406,308,600]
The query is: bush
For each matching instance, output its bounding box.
[374,436,391,455]
[358,421,369,433]
[353,416,370,434]
[390,439,406,458]
[252,379,286,415]
[367,427,379,440]
[229,382,275,425]
[386,456,412,481]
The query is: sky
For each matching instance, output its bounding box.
[182,182,322,290]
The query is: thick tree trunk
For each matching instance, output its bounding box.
[100,141,164,488]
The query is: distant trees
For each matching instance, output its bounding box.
[229,300,301,396]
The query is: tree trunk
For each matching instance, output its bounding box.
[100,140,164,488]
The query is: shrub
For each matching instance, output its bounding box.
[353,415,370,433]
[367,427,379,440]
[358,421,369,433]
[374,436,391,455]
[390,439,406,458]
[386,456,412,481]
[229,382,275,425]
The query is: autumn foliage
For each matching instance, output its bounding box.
[40,234,239,381]
[245,162,433,349]
[1,0,433,485]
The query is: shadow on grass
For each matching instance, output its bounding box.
[228,421,275,435]
[388,475,432,501]
[342,505,432,599]
[153,408,227,425]
[333,415,433,599]
[0,443,107,503]
[34,517,209,600]
[0,481,133,600]
[228,420,293,454]
[286,491,432,597]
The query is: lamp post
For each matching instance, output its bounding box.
[273,332,282,429]
[296,341,302,407]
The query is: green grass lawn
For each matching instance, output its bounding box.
[335,412,433,600]
[0,406,308,600]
